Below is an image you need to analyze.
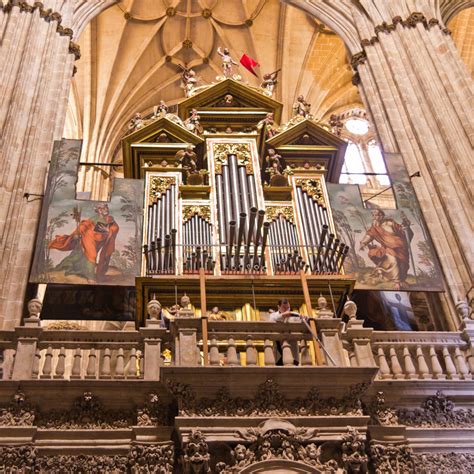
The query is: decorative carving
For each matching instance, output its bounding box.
[170,379,366,417]
[367,392,399,426]
[213,143,253,174]
[183,430,211,473]
[295,178,325,205]
[149,176,176,202]
[183,205,211,223]
[129,443,175,473]
[68,41,81,60]
[265,206,294,223]
[412,452,474,473]
[343,299,357,320]
[341,427,368,472]
[350,51,367,70]
[217,419,340,473]
[369,441,414,474]
[0,392,35,426]
[36,454,129,472]
[36,392,134,429]
[45,321,87,330]
[397,391,474,428]
[0,445,36,471]
[137,393,172,426]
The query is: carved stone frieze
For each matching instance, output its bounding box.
[216,419,342,473]
[168,379,366,417]
[36,392,134,429]
[35,454,129,472]
[369,441,414,474]
[0,444,37,471]
[367,391,399,426]
[129,443,175,473]
[412,452,474,473]
[397,391,474,428]
[0,391,35,426]
[183,430,211,474]
[137,393,173,427]
[341,427,368,472]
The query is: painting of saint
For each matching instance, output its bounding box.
[49,204,119,283]
[359,209,413,290]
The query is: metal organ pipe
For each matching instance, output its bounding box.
[238,166,250,234]
[216,174,226,244]
[228,155,242,226]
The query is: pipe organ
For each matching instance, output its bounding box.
[125,79,349,280]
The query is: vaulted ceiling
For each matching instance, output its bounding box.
[64,1,473,166]
[64,0,358,164]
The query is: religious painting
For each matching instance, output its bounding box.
[30,139,144,286]
[327,153,443,291]
[41,285,136,321]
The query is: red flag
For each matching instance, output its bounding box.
[240,54,259,77]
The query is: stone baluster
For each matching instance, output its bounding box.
[442,347,459,380]
[281,339,294,366]
[263,339,276,366]
[85,348,97,379]
[388,347,404,379]
[209,338,220,366]
[40,346,53,379]
[101,348,111,379]
[376,347,392,379]
[115,348,125,379]
[128,348,138,379]
[465,349,474,374]
[415,346,431,379]
[54,347,66,379]
[137,350,144,377]
[31,349,41,379]
[454,347,471,380]
[70,348,82,379]
[226,338,239,366]
[245,337,258,366]
[429,346,446,380]
[300,341,312,366]
[348,350,358,368]
[402,346,418,379]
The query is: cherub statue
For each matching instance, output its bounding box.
[184,108,203,135]
[292,94,311,117]
[181,67,199,98]
[260,69,280,96]
[257,112,277,137]
[265,148,283,176]
[153,100,168,118]
[128,112,144,131]
[217,47,239,78]
[176,145,199,181]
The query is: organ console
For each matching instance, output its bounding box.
[121,78,353,326]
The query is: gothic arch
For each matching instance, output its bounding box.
[239,459,321,473]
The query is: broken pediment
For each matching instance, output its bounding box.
[121,116,204,179]
[265,119,347,183]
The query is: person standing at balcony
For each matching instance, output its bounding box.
[269,298,301,365]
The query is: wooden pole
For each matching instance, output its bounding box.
[299,270,323,365]
[199,267,209,365]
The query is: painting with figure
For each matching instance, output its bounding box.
[30,139,144,286]
[327,153,443,291]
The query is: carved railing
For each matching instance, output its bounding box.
[370,331,474,381]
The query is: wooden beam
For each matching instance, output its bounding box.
[199,267,209,365]
[300,270,323,365]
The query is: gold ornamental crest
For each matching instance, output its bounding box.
[213,143,253,174]
[295,178,325,205]
[149,176,176,202]
[183,205,211,223]
[265,205,294,223]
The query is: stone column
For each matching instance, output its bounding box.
[286,0,473,327]
[0,0,116,329]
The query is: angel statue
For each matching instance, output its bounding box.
[260,69,280,96]
[217,47,239,78]
[180,67,199,98]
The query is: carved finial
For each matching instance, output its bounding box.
[344,299,357,320]
[455,300,472,320]
[317,295,328,310]
[147,297,162,320]
[27,297,42,319]
[181,293,190,309]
